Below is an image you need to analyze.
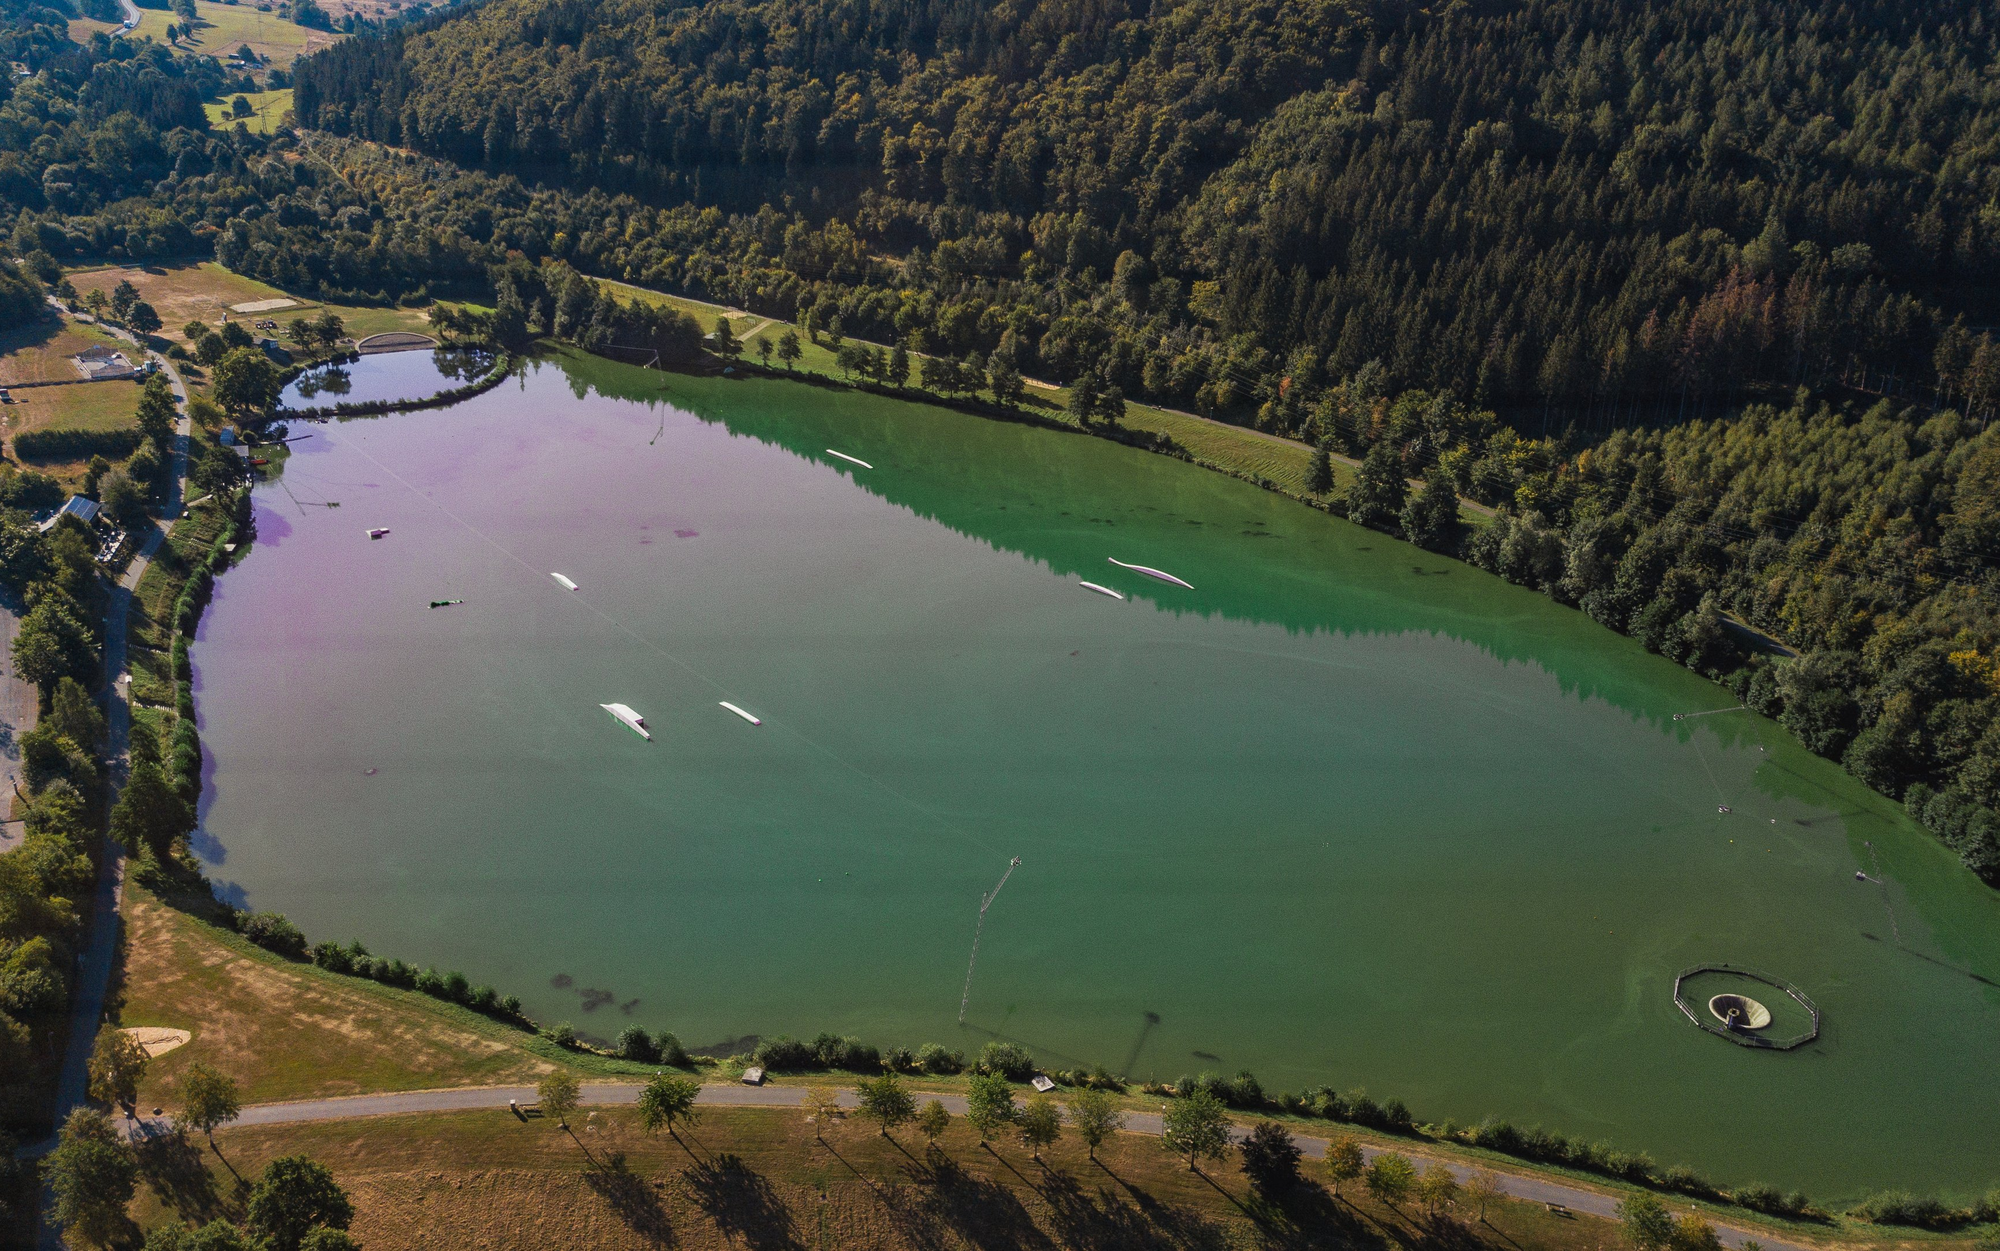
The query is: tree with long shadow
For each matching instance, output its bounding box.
[637,1073,702,1155]
[538,1070,587,1161]
[1161,1090,1230,1174]
[177,1063,242,1170]
[1064,1088,1125,1162]
[856,1073,916,1142]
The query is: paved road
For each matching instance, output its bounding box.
[35,314,194,1250]
[119,1083,1807,1251]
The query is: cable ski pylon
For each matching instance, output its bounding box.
[959,857,1021,1023]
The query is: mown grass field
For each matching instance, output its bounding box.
[204,87,293,134]
[73,0,338,67]
[64,262,433,345]
[0,315,142,472]
[126,1105,1634,1251]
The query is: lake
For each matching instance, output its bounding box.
[195,349,2000,1201]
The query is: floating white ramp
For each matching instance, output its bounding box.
[600,703,652,741]
[719,701,763,726]
[1078,581,1125,600]
[1108,558,1193,589]
[551,573,578,591]
[367,527,390,540]
[827,449,873,469]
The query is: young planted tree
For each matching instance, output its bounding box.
[1417,1162,1459,1219]
[1064,1087,1124,1161]
[538,1069,582,1132]
[177,1062,242,1153]
[1239,1120,1302,1198]
[637,1073,702,1151]
[776,329,802,369]
[755,336,773,367]
[1617,1194,1675,1251]
[1323,1135,1364,1198]
[1016,1093,1062,1161]
[1673,1212,1724,1251]
[1068,372,1101,425]
[916,1099,950,1150]
[1463,1168,1502,1223]
[86,1028,148,1115]
[801,1084,841,1144]
[964,1072,1017,1143]
[1365,1151,1417,1210]
[1161,1089,1230,1173]
[245,1155,356,1251]
[856,1073,915,1140]
[42,1108,136,1248]
[888,342,910,387]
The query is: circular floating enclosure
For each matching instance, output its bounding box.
[1674,964,1819,1050]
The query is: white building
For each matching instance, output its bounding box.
[71,343,140,381]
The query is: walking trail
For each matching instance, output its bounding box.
[119,1082,1813,1251]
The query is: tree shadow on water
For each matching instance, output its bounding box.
[583,1151,676,1246]
[682,1152,804,1251]
[135,1124,229,1224]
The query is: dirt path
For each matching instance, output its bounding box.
[118,1083,1811,1251]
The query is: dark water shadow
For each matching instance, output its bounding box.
[1860,931,2000,988]
[681,1152,803,1251]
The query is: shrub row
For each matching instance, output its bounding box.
[164,523,238,802]
[614,1025,690,1066]
[1851,1188,2000,1229]
[15,427,143,461]
[222,923,536,1027]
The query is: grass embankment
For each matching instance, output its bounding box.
[128,1105,1625,1251]
[598,279,1501,525]
[204,88,293,134]
[71,0,338,67]
[117,889,1941,1251]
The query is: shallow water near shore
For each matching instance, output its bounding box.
[197,350,2000,1201]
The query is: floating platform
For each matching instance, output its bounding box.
[1079,581,1125,600]
[601,702,652,741]
[367,527,390,540]
[551,572,578,591]
[827,449,873,469]
[1109,558,1193,589]
[719,701,762,726]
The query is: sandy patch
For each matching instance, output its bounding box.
[230,298,299,314]
[124,1026,192,1058]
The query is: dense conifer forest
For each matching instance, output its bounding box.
[0,0,1995,892]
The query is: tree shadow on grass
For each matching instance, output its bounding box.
[583,1151,676,1247]
[135,1124,229,1224]
[897,1154,1058,1251]
[681,1152,804,1251]
[1247,1185,1403,1250]
[1036,1166,1232,1251]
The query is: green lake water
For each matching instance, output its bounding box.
[194,350,2000,1201]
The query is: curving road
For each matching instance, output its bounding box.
[119,1082,1811,1251]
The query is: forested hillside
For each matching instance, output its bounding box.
[296,0,2000,421]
